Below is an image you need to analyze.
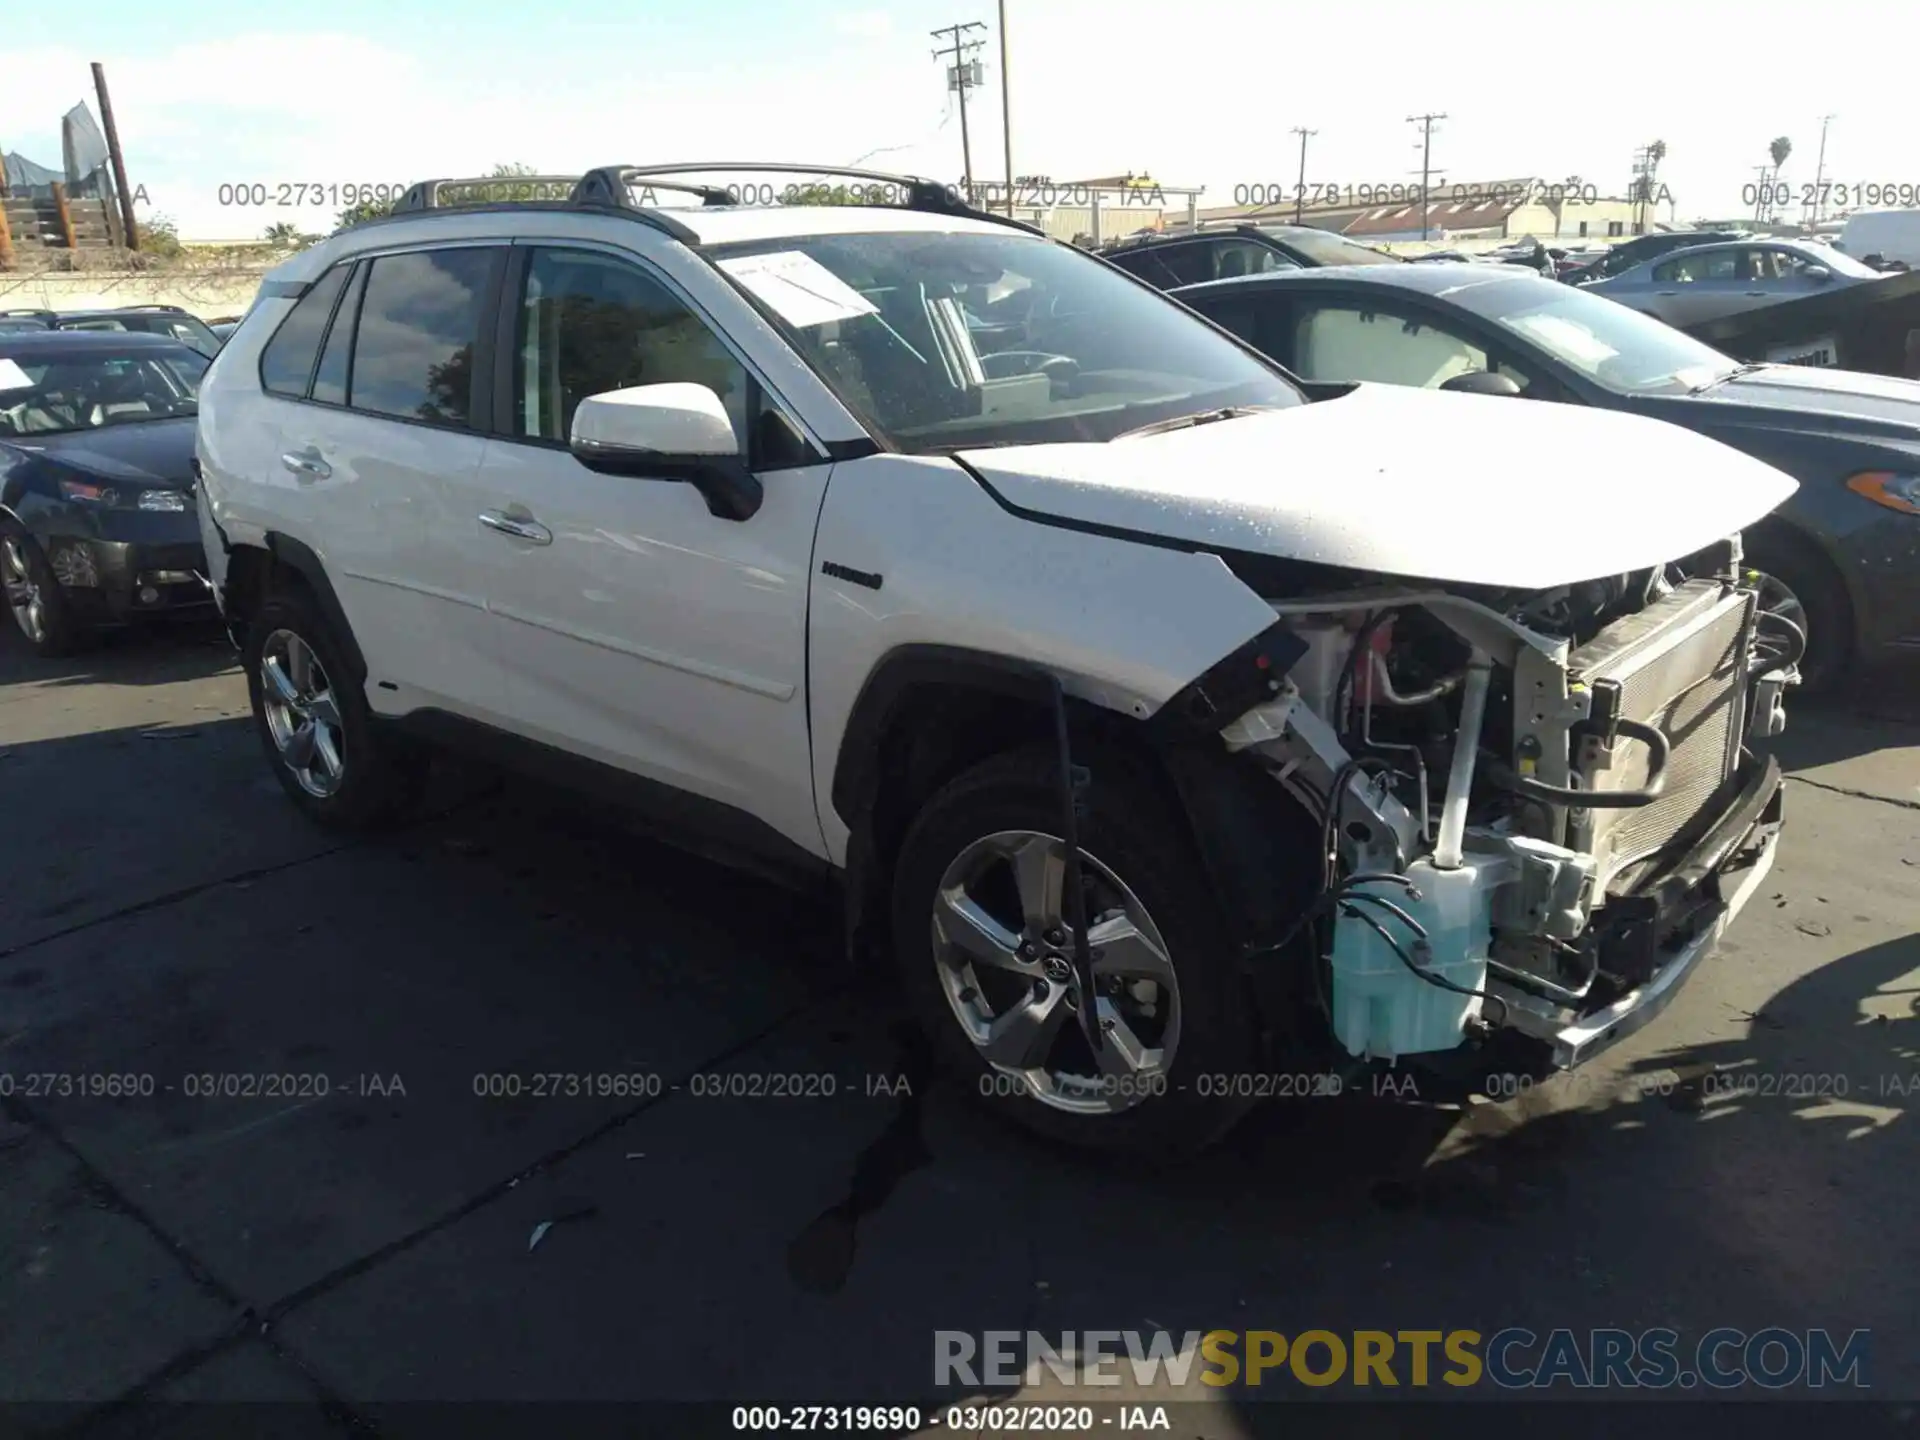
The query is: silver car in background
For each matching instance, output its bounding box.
[1586,238,1887,327]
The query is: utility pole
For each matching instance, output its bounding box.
[1752,165,1774,224]
[932,22,987,201]
[1809,113,1836,226]
[92,62,140,252]
[997,1,1014,216]
[1290,127,1317,225]
[1407,112,1447,241]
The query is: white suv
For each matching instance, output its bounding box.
[196,164,1801,1158]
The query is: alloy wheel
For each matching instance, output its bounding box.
[930,829,1181,1115]
[2,536,46,643]
[259,629,346,798]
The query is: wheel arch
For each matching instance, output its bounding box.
[222,533,367,683]
[833,640,1322,981]
[1741,513,1858,660]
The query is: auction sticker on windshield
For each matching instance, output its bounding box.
[719,251,879,328]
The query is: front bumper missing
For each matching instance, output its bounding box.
[1496,752,1785,1069]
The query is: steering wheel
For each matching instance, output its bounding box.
[979,351,1079,385]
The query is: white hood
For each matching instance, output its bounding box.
[959,384,1800,589]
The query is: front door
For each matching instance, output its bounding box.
[467,242,830,859]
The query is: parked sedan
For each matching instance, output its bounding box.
[0,331,214,657]
[1170,264,1920,689]
[1585,239,1888,328]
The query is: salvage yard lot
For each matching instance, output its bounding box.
[2,627,1917,1431]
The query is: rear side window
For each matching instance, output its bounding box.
[259,263,351,397]
[348,248,498,427]
[311,263,367,406]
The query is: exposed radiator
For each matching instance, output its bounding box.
[1566,580,1754,891]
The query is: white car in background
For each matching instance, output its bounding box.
[193,163,1798,1161]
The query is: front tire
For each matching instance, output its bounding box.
[1743,532,1850,695]
[890,745,1260,1159]
[1,524,86,659]
[243,589,421,829]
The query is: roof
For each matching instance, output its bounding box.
[285,201,1032,281]
[0,330,200,359]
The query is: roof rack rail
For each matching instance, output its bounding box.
[112,303,191,314]
[581,162,1044,235]
[375,173,702,245]
[391,174,596,214]
[0,308,55,319]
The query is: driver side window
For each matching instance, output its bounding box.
[517,248,757,448]
[1291,303,1534,392]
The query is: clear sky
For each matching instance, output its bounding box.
[8,0,1916,240]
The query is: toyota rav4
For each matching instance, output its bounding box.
[194,165,1801,1159]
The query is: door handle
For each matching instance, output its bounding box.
[281,450,331,481]
[478,510,553,545]
[1655,290,1679,297]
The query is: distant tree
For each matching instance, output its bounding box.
[1769,136,1793,170]
[141,213,184,258]
[334,195,395,230]
[263,221,299,247]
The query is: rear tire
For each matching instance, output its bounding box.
[890,744,1262,1161]
[243,588,423,829]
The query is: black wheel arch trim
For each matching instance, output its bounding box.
[831,631,1320,962]
[260,531,368,683]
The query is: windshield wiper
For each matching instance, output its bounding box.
[1686,362,1768,396]
[1116,405,1270,440]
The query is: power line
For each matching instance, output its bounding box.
[931,21,987,198]
[1406,112,1447,241]
[1290,127,1317,225]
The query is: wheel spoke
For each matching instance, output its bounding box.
[1093,999,1154,1080]
[282,719,317,770]
[980,985,1071,1070]
[312,725,344,780]
[307,689,342,729]
[1089,913,1176,991]
[262,655,302,708]
[1005,833,1065,933]
[286,636,313,693]
[934,889,1030,974]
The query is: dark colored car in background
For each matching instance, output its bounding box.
[0,304,223,357]
[1168,263,1920,690]
[0,331,214,657]
[1098,222,1403,287]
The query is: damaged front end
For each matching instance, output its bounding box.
[1216,541,1797,1080]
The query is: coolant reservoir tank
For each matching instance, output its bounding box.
[1329,856,1509,1062]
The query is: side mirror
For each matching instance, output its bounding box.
[570,382,762,521]
[1804,265,1833,282]
[1439,370,1523,397]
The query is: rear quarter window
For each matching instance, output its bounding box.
[259,263,352,398]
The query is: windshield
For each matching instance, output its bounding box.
[1451,278,1740,396]
[706,230,1302,452]
[1785,245,1882,279]
[0,349,210,435]
[1256,227,1404,267]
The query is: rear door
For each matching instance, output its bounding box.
[1645,247,1746,325]
[254,242,512,723]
